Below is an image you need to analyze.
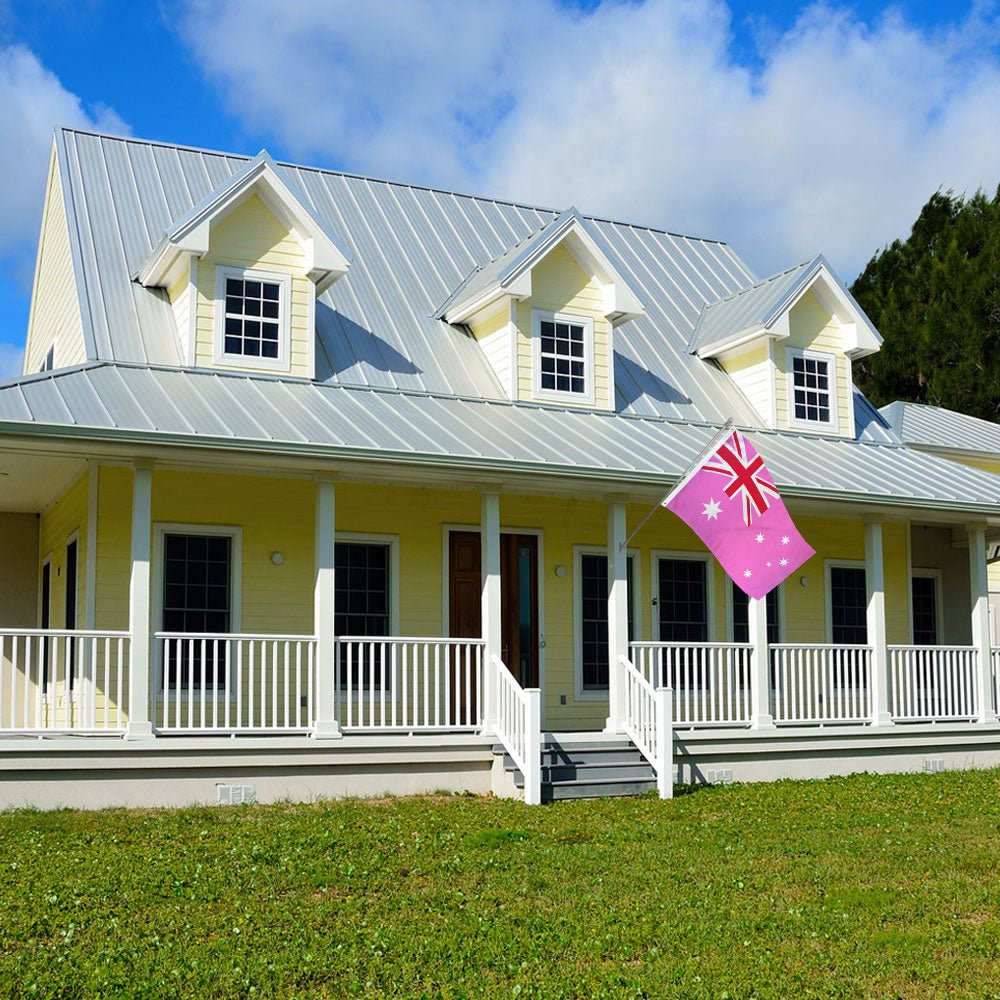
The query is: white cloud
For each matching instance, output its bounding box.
[175,0,1000,279]
[0,45,128,258]
[0,342,21,380]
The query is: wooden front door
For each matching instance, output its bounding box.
[449,531,539,689]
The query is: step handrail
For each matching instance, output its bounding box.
[620,654,673,799]
[493,655,542,806]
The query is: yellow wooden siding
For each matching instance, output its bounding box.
[38,471,89,630]
[468,305,512,397]
[193,194,313,377]
[167,269,191,363]
[24,150,86,374]
[774,290,852,437]
[514,244,613,410]
[91,469,920,731]
[718,343,772,426]
[0,513,39,628]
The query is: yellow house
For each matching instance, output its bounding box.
[2,128,1000,808]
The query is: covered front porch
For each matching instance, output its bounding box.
[2,448,1000,805]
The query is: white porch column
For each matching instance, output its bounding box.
[313,476,341,738]
[968,524,998,724]
[748,595,774,730]
[125,461,154,740]
[605,500,628,734]
[865,518,893,726]
[481,490,501,732]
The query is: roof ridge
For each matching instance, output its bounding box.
[57,126,736,248]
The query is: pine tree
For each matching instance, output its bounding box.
[851,187,1000,421]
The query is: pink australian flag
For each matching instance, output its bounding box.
[663,428,814,600]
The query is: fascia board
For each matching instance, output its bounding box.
[696,324,771,359]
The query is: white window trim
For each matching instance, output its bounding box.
[650,550,715,642]
[152,523,244,701]
[531,308,595,405]
[787,346,838,432]
[911,568,944,645]
[824,559,866,644]
[725,577,785,643]
[39,342,55,373]
[214,265,292,373]
[572,545,641,701]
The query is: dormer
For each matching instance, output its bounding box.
[439,209,643,410]
[136,151,350,378]
[689,255,881,438]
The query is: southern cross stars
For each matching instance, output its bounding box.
[779,558,788,567]
[702,498,722,521]
[755,533,764,543]
[743,568,752,578]
[780,535,790,545]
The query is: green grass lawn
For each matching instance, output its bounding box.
[1,770,1000,999]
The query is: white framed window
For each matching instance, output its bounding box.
[214,266,291,371]
[573,546,640,699]
[824,560,867,644]
[531,309,594,404]
[787,347,837,429]
[39,343,55,373]
[334,532,400,691]
[651,551,714,642]
[152,523,243,696]
[911,569,943,646]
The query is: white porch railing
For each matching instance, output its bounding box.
[336,637,484,732]
[0,629,129,733]
[494,655,541,805]
[889,645,978,722]
[155,633,316,733]
[629,641,752,727]
[770,644,872,725]
[621,655,672,798]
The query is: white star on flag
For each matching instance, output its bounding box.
[702,498,722,521]
[743,569,752,578]
[781,535,790,545]
[780,558,788,567]
[755,533,764,543]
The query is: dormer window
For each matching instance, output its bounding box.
[532,309,594,404]
[788,348,836,429]
[214,266,290,371]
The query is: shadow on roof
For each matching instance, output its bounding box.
[315,301,423,383]
[614,351,691,412]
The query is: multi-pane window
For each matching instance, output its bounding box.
[911,575,939,645]
[223,275,282,360]
[730,580,780,644]
[830,565,867,644]
[162,533,232,688]
[335,541,392,686]
[538,316,588,395]
[579,552,635,691]
[657,558,709,642]
[791,352,832,424]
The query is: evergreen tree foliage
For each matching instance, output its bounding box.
[850,187,1000,421]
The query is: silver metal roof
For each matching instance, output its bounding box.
[56,128,767,426]
[688,257,819,355]
[880,401,1000,457]
[2,362,999,514]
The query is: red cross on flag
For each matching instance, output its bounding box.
[663,428,814,599]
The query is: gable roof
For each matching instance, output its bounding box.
[688,254,882,359]
[880,401,1000,457]
[135,150,351,291]
[52,127,762,425]
[1,361,998,515]
[437,207,644,325]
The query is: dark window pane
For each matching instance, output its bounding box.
[657,559,707,642]
[912,576,938,645]
[335,542,392,688]
[830,566,867,644]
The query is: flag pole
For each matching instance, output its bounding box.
[621,418,736,550]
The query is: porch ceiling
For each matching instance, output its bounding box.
[0,451,87,512]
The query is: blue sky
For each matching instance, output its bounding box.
[1,0,998,377]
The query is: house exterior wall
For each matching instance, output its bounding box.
[24,151,86,374]
[467,304,513,398]
[86,467,922,732]
[37,472,89,630]
[191,193,312,377]
[514,244,612,410]
[774,290,853,437]
[717,342,773,426]
[0,513,39,628]
[909,524,973,644]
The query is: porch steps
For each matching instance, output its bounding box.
[494,737,656,802]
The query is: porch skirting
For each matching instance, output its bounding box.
[3,725,1000,810]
